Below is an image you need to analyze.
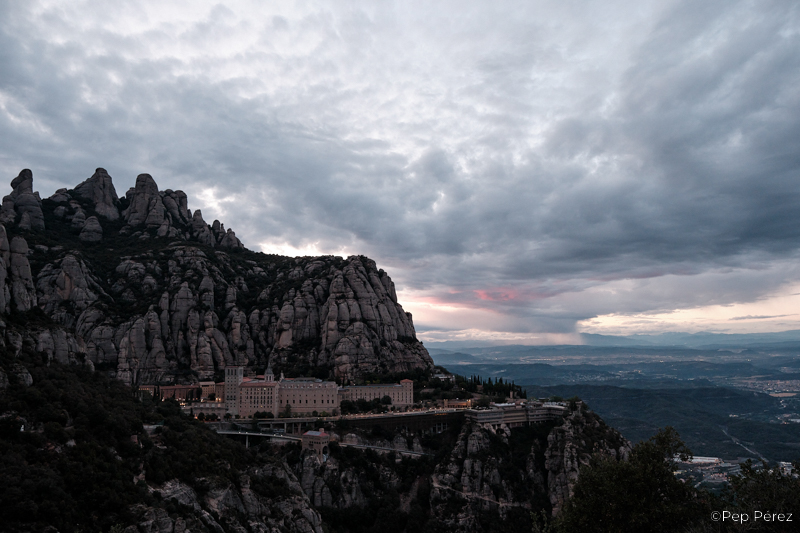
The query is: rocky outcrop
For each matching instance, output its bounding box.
[427,409,629,530]
[289,410,629,531]
[79,216,103,242]
[130,465,324,533]
[9,235,37,312]
[73,168,120,220]
[0,169,45,231]
[218,228,243,249]
[429,422,538,532]
[249,255,434,380]
[33,247,430,384]
[0,363,34,387]
[119,173,247,250]
[36,254,105,326]
[0,168,433,384]
[0,224,12,313]
[292,431,426,510]
[35,329,86,365]
[124,173,166,228]
[544,405,630,515]
[190,209,216,246]
[49,188,71,203]
[161,189,191,226]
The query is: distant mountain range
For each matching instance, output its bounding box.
[425,329,800,353]
[581,330,800,348]
[425,330,800,461]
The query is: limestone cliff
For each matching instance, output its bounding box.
[127,468,324,533]
[426,407,629,530]
[543,404,630,515]
[288,406,629,532]
[0,169,45,231]
[0,168,434,383]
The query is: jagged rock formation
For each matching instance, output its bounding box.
[0,169,45,231]
[428,422,547,531]
[292,431,426,509]
[426,410,629,530]
[0,362,33,389]
[290,407,629,531]
[129,468,324,533]
[543,406,630,514]
[0,226,38,313]
[79,215,103,242]
[73,168,120,220]
[0,168,433,383]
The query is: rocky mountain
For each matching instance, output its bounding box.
[132,466,324,533]
[288,405,630,532]
[0,166,634,533]
[0,330,629,533]
[0,168,433,384]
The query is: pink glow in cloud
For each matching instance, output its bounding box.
[474,288,520,301]
[473,285,567,303]
[407,285,565,312]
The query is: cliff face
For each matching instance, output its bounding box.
[427,408,629,530]
[543,405,630,515]
[289,407,630,532]
[129,468,324,533]
[0,168,433,382]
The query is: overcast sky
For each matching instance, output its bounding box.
[2,0,799,343]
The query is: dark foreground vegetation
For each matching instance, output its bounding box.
[2,345,799,532]
[0,349,289,532]
[549,428,800,533]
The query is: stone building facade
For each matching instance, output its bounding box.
[279,377,339,416]
[301,429,330,460]
[217,367,414,418]
[465,401,567,430]
[224,366,340,418]
[339,379,414,408]
[238,375,278,418]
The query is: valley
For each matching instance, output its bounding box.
[428,341,800,462]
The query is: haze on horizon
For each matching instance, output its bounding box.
[1,1,799,345]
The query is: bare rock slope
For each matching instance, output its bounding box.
[0,168,433,383]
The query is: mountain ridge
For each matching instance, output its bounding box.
[0,168,434,383]
[425,329,800,353]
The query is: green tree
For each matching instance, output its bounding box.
[720,459,800,530]
[555,427,708,533]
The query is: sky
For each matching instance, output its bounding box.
[1,0,799,344]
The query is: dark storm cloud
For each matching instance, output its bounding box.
[1,0,799,336]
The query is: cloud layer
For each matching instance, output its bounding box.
[1,1,799,340]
